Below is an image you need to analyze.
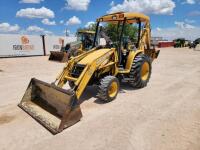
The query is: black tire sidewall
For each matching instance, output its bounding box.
[129,54,152,88]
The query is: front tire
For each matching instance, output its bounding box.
[97,76,119,102]
[129,54,152,88]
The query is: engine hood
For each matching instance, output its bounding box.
[78,49,112,65]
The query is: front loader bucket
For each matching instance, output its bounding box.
[18,78,82,134]
[49,51,69,62]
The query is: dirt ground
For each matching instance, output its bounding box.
[0,47,200,150]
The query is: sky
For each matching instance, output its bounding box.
[0,0,200,40]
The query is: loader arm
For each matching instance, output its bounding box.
[55,47,98,86]
[61,49,115,100]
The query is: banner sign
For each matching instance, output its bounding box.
[0,34,77,57]
[45,36,76,55]
[0,34,43,57]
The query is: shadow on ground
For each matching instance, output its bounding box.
[78,82,140,105]
[79,86,98,104]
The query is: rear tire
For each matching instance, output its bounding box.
[129,54,152,88]
[97,76,119,102]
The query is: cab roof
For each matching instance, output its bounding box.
[97,12,150,24]
[78,30,95,34]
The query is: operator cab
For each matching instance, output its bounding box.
[77,31,95,50]
[92,12,151,68]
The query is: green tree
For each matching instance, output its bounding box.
[76,23,97,34]
[87,23,97,31]
[78,22,138,42]
[105,23,118,42]
[105,23,138,42]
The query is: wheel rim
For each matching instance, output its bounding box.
[141,62,150,81]
[108,81,118,98]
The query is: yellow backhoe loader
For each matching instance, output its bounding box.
[19,12,160,134]
[49,30,95,62]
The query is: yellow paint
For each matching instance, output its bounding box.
[141,62,150,81]
[108,81,118,98]
[97,12,149,24]
[64,76,77,82]
[78,30,95,34]
[117,50,143,74]
[75,64,96,99]
[78,49,112,65]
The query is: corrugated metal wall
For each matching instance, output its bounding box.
[158,41,174,48]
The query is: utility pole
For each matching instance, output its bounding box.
[65,29,69,37]
[40,35,46,56]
